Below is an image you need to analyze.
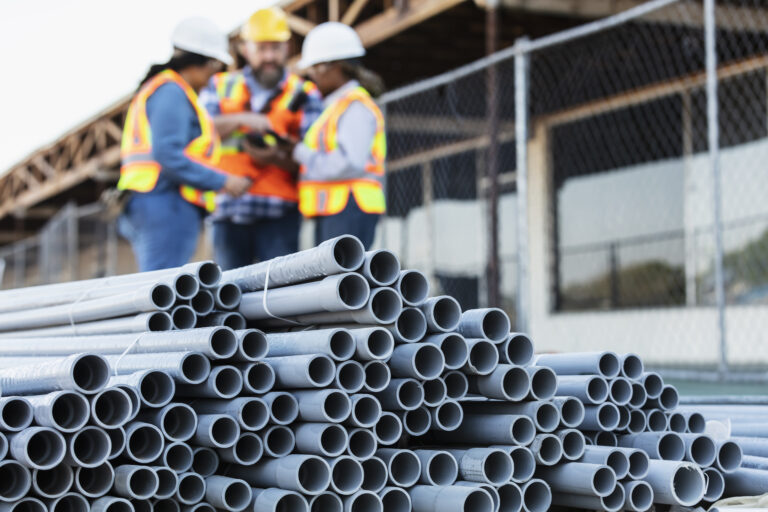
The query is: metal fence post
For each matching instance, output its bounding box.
[705,0,728,377]
[514,37,530,333]
[485,0,501,308]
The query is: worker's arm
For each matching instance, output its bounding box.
[199,77,272,139]
[146,84,228,191]
[292,102,377,181]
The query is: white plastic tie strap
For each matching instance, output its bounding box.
[261,259,301,325]
[113,336,142,376]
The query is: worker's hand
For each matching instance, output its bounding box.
[238,112,272,133]
[243,140,280,167]
[221,175,252,197]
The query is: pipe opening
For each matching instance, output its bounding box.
[397,271,429,306]
[213,367,243,398]
[422,379,447,407]
[72,355,110,394]
[148,311,174,331]
[51,392,90,432]
[338,274,369,310]
[224,481,251,510]
[609,378,632,405]
[364,361,390,393]
[467,341,498,375]
[368,289,401,325]
[402,408,431,437]
[153,500,181,512]
[598,353,620,379]
[334,236,365,271]
[484,451,514,484]
[27,429,65,469]
[561,431,585,460]
[361,458,387,492]
[595,431,618,447]
[353,396,381,427]
[628,450,649,480]
[498,483,522,512]
[659,386,680,410]
[210,416,239,447]
[0,461,30,500]
[395,308,427,342]
[617,406,630,431]
[587,377,609,404]
[668,413,686,433]
[331,458,363,494]
[71,428,110,467]
[191,290,214,315]
[139,371,174,408]
[434,401,462,431]
[388,452,420,487]
[264,426,294,457]
[321,425,348,457]
[192,448,219,477]
[672,466,705,506]
[92,389,131,428]
[380,488,410,512]
[33,465,70,499]
[323,391,351,422]
[560,398,585,428]
[592,467,616,496]
[464,489,493,512]
[511,417,536,446]
[523,481,550,512]
[368,250,400,286]
[240,399,268,431]
[687,413,706,434]
[432,297,461,332]
[161,404,196,442]
[598,404,620,431]
[50,494,89,512]
[177,473,205,504]
[439,334,468,370]
[606,451,629,480]
[429,452,458,485]
[628,482,653,511]
[98,500,133,512]
[151,284,176,310]
[329,331,356,361]
[481,309,510,343]
[174,274,199,300]
[197,262,222,288]
[718,441,742,472]
[602,484,625,511]
[336,361,365,393]
[308,356,335,387]
[642,373,664,399]
[503,334,533,366]
[155,467,177,498]
[180,353,210,385]
[12,500,45,512]
[443,371,468,399]
[217,283,242,309]
[348,429,377,460]
[311,493,342,512]
[348,491,380,512]
[396,380,424,410]
[690,436,716,469]
[375,414,402,445]
[703,467,724,501]
[529,368,556,400]
[244,364,275,394]
[628,410,647,434]
[535,403,559,432]
[271,393,299,425]
[366,329,394,360]
[75,463,113,498]
[275,493,309,512]
[630,383,647,408]
[165,442,193,473]
[621,354,643,380]
[105,428,125,460]
[209,328,238,359]
[659,433,685,461]
[127,424,163,463]
[537,436,562,465]
[413,345,444,380]
[647,410,668,432]
[223,313,246,330]
[240,330,267,361]
[510,447,536,483]
[297,458,331,494]
[128,467,158,499]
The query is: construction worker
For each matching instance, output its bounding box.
[118,18,252,272]
[291,22,386,249]
[201,8,323,270]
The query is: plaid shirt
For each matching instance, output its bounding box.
[201,67,322,222]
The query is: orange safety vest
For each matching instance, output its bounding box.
[298,86,386,217]
[212,71,316,202]
[118,69,221,212]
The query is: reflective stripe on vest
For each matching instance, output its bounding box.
[118,69,221,212]
[299,86,386,217]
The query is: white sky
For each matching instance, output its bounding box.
[0,0,272,174]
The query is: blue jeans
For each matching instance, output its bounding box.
[314,198,380,249]
[118,191,202,272]
[212,208,301,270]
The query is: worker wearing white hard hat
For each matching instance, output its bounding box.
[118,18,251,271]
[290,22,387,249]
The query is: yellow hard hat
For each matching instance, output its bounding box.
[241,8,291,42]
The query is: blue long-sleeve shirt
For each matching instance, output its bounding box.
[144,82,227,195]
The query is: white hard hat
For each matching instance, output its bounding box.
[171,17,234,66]
[297,22,365,69]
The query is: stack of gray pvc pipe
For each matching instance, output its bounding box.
[0,234,749,512]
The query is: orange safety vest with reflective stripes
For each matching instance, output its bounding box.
[212,71,316,202]
[118,69,221,212]
[298,86,386,217]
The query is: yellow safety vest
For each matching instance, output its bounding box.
[118,69,221,212]
[298,86,386,217]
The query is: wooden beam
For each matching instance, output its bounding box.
[284,0,317,13]
[11,206,61,219]
[329,0,340,21]
[355,0,467,48]
[341,0,370,25]
[286,14,316,36]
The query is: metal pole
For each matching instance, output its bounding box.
[486,0,500,308]
[514,37,530,333]
[705,0,727,377]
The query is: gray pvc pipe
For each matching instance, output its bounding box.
[191,447,219,477]
[463,339,499,376]
[429,399,463,432]
[191,397,269,432]
[424,333,468,370]
[376,449,422,487]
[0,461,31,502]
[394,270,430,307]
[294,423,348,457]
[239,362,276,395]
[189,289,215,316]
[44,494,90,512]
[409,485,494,512]
[740,454,768,470]
[551,485,625,512]
[580,403,620,432]
[335,360,365,394]
[551,396,585,429]
[25,390,90,433]
[233,329,268,362]
[525,366,557,401]
[309,492,342,512]
[499,332,534,367]
[291,389,351,423]
[361,457,388,493]
[265,328,355,361]
[229,454,331,495]
[620,481,654,512]
[251,488,309,512]
[8,427,66,470]
[222,235,364,292]
[703,467,725,502]
[74,462,114,498]
[31,464,68,500]
[608,377,632,406]
[0,498,45,512]
[491,445,536,484]
[453,482,498,512]
[152,466,178,500]
[171,306,197,330]
[260,391,300,425]
[445,413,535,446]
[176,472,206,505]
[646,408,669,432]
[342,490,382,512]
[462,401,560,433]
[374,412,403,446]
[176,364,243,398]
[204,476,252,512]
[155,441,194,473]
[361,249,401,286]
[555,375,609,405]
[157,499,182,512]
[530,434,563,466]
[386,307,427,343]
[347,428,378,460]
[0,353,109,395]
[114,465,159,500]
[198,312,246,330]
[646,384,680,411]
[90,387,132,429]
[193,414,240,449]
[442,370,469,400]
[389,343,445,380]
[214,283,242,310]
[263,354,336,389]
[288,287,402,326]
[536,462,617,498]
[325,456,364,495]
[414,449,459,486]
[375,378,424,411]
[556,428,586,461]
[420,296,461,333]
[677,433,717,467]
[617,405,631,431]
[456,308,510,344]
[640,371,664,399]
[63,426,111,468]
[722,467,768,497]
[262,425,295,457]
[1,311,174,338]
[684,411,706,433]
[579,446,630,479]
[378,487,411,512]
[534,351,620,378]
[618,431,685,461]
[107,352,211,385]
[620,353,643,379]
[137,402,197,442]
[521,479,551,512]
[643,460,705,506]
[716,440,743,472]
[629,382,647,409]
[110,369,175,409]
[467,364,530,401]
[124,422,164,464]
[106,428,126,460]
[446,448,514,485]
[0,397,32,431]
[363,360,391,393]
[239,273,370,320]
[422,378,447,407]
[347,327,394,361]
[346,394,382,428]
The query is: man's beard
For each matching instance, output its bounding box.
[253,65,284,89]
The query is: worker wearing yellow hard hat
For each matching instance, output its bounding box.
[201,7,323,270]
[289,22,387,249]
